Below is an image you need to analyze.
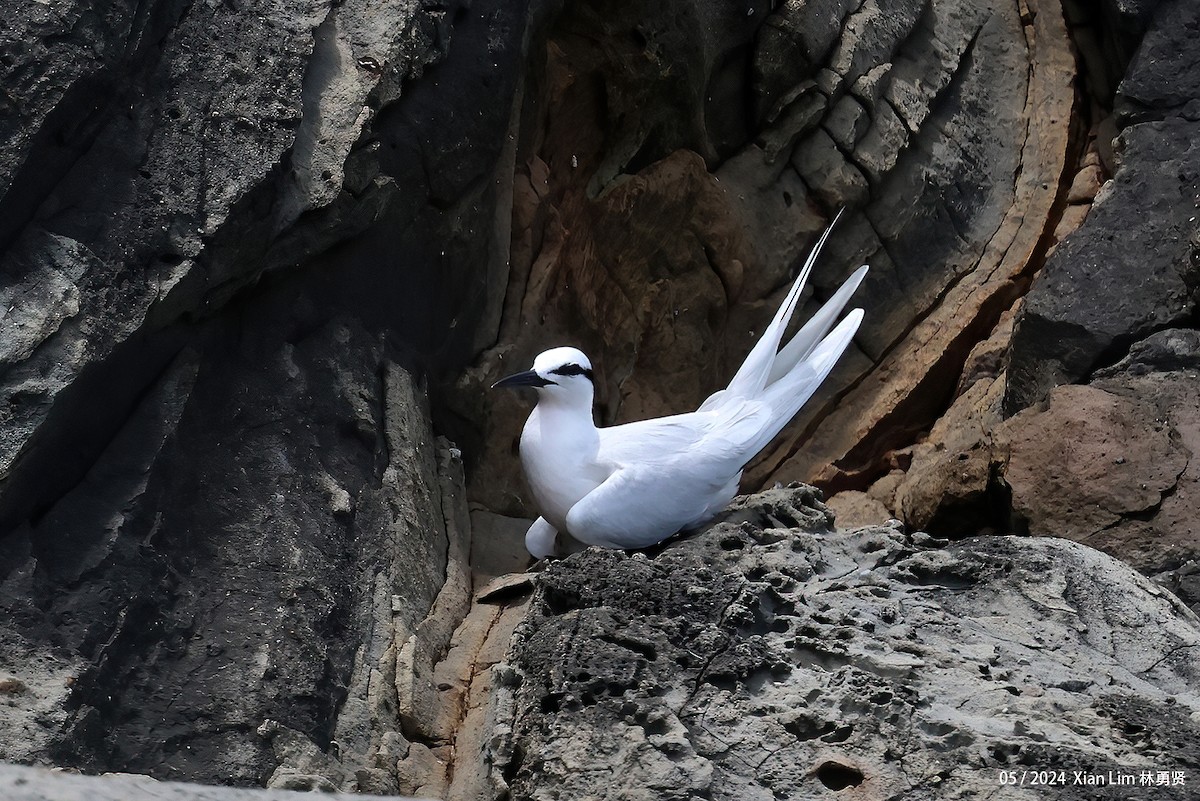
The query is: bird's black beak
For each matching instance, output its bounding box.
[492,369,554,389]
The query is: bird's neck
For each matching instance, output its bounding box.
[532,392,598,435]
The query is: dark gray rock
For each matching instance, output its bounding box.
[1116,0,1200,122]
[1005,116,1200,413]
[1093,327,1200,378]
[0,0,332,527]
[0,0,531,786]
[0,763,429,801]
[0,1,147,222]
[1104,0,1164,27]
[751,0,856,123]
[0,318,470,789]
[1005,0,1200,414]
[486,488,1200,800]
[745,0,1029,360]
[0,0,532,530]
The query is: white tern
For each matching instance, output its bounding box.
[494,213,867,558]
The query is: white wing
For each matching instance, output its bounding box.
[565,461,740,549]
[750,308,864,455]
[769,264,868,384]
[597,398,774,471]
[573,400,776,548]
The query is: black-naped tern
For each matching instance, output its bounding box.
[494,213,867,558]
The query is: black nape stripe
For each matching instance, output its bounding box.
[550,363,595,381]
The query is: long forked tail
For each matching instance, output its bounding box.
[701,208,866,410]
[750,306,864,456]
[767,264,867,385]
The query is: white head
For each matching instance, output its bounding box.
[492,346,595,406]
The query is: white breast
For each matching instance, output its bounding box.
[520,403,607,532]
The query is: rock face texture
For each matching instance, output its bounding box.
[851,0,1200,613]
[1006,0,1200,413]
[0,763,425,801]
[2,0,1199,797]
[461,0,1082,518]
[0,0,528,534]
[483,489,1200,800]
[1005,330,1200,610]
[1,0,532,790]
[0,320,473,790]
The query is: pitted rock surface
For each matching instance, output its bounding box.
[488,488,1200,800]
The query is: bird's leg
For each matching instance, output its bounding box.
[525,516,560,559]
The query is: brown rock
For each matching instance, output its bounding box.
[1066,163,1104,203]
[956,302,1020,397]
[882,297,1014,537]
[825,490,891,528]
[865,468,906,512]
[1084,331,1200,581]
[1045,202,1093,258]
[1001,384,1188,538]
[395,581,533,800]
[893,376,1007,535]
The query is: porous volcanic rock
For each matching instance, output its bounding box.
[0,763,427,801]
[483,487,1200,800]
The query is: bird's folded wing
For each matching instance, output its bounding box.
[597,400,773,470]
[564,461,734,549]
[576,402,775,549]
[595,414,701,465]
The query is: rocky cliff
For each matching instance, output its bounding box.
[486,488,1200,801]
[1,0,1197,798]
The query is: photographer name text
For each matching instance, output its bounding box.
[998,769,1186,787]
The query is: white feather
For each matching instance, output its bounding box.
[495,214,867,555]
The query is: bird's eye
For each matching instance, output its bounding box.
[550,363,594,381]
